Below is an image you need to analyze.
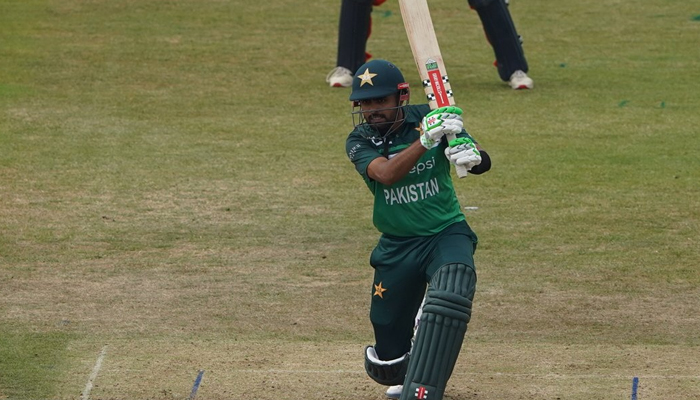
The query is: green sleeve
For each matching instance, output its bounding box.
[346,131,382,183]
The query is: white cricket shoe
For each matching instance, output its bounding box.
[326,66,354,88]
[386,385,403,399]
[508,70,534,90]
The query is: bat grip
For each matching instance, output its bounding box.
[445,133,469,178]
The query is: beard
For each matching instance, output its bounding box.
[367,110,399,135]
[370,120,394,135]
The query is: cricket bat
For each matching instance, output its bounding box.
[398,0,469,178]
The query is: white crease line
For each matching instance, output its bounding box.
[229,369,700,380]
[82,345,108,400]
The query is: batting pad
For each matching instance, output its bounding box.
[399,263,475,400]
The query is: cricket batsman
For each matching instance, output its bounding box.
[345,59,491,400]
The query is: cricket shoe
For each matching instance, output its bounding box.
[385,385,403,399]
[508,70,534,90]
[326,66,354,88]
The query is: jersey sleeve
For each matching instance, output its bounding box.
[454,129,479,146]
[346,131,382,182]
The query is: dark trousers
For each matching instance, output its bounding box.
[368,220,478,360]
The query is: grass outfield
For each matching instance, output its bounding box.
[1,0,699,399]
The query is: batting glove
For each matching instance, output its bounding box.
[445,137,482,170]
[419,106,464,149]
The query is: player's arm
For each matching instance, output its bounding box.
[368,106,464,185]
[469,148,491,174]
[367,141,428,185]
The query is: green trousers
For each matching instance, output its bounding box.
[368,220,478,360]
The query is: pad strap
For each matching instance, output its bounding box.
[364,346,410,386]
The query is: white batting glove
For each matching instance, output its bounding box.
[419,106,464,149]
[445,137,482,170]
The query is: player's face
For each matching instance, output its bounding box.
[359,94,402,134]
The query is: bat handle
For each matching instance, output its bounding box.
[445,133,469,178]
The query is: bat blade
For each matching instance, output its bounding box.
[399,0,468,178]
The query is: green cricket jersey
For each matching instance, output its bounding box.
[346,104,475,237]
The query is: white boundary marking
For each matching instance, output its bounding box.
[82,345,108,400]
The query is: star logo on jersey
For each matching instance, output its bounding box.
[373,282,387,298]
[357,68,378,87]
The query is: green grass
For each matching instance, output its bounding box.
[1,0,699,399]
[0,328,75,399]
